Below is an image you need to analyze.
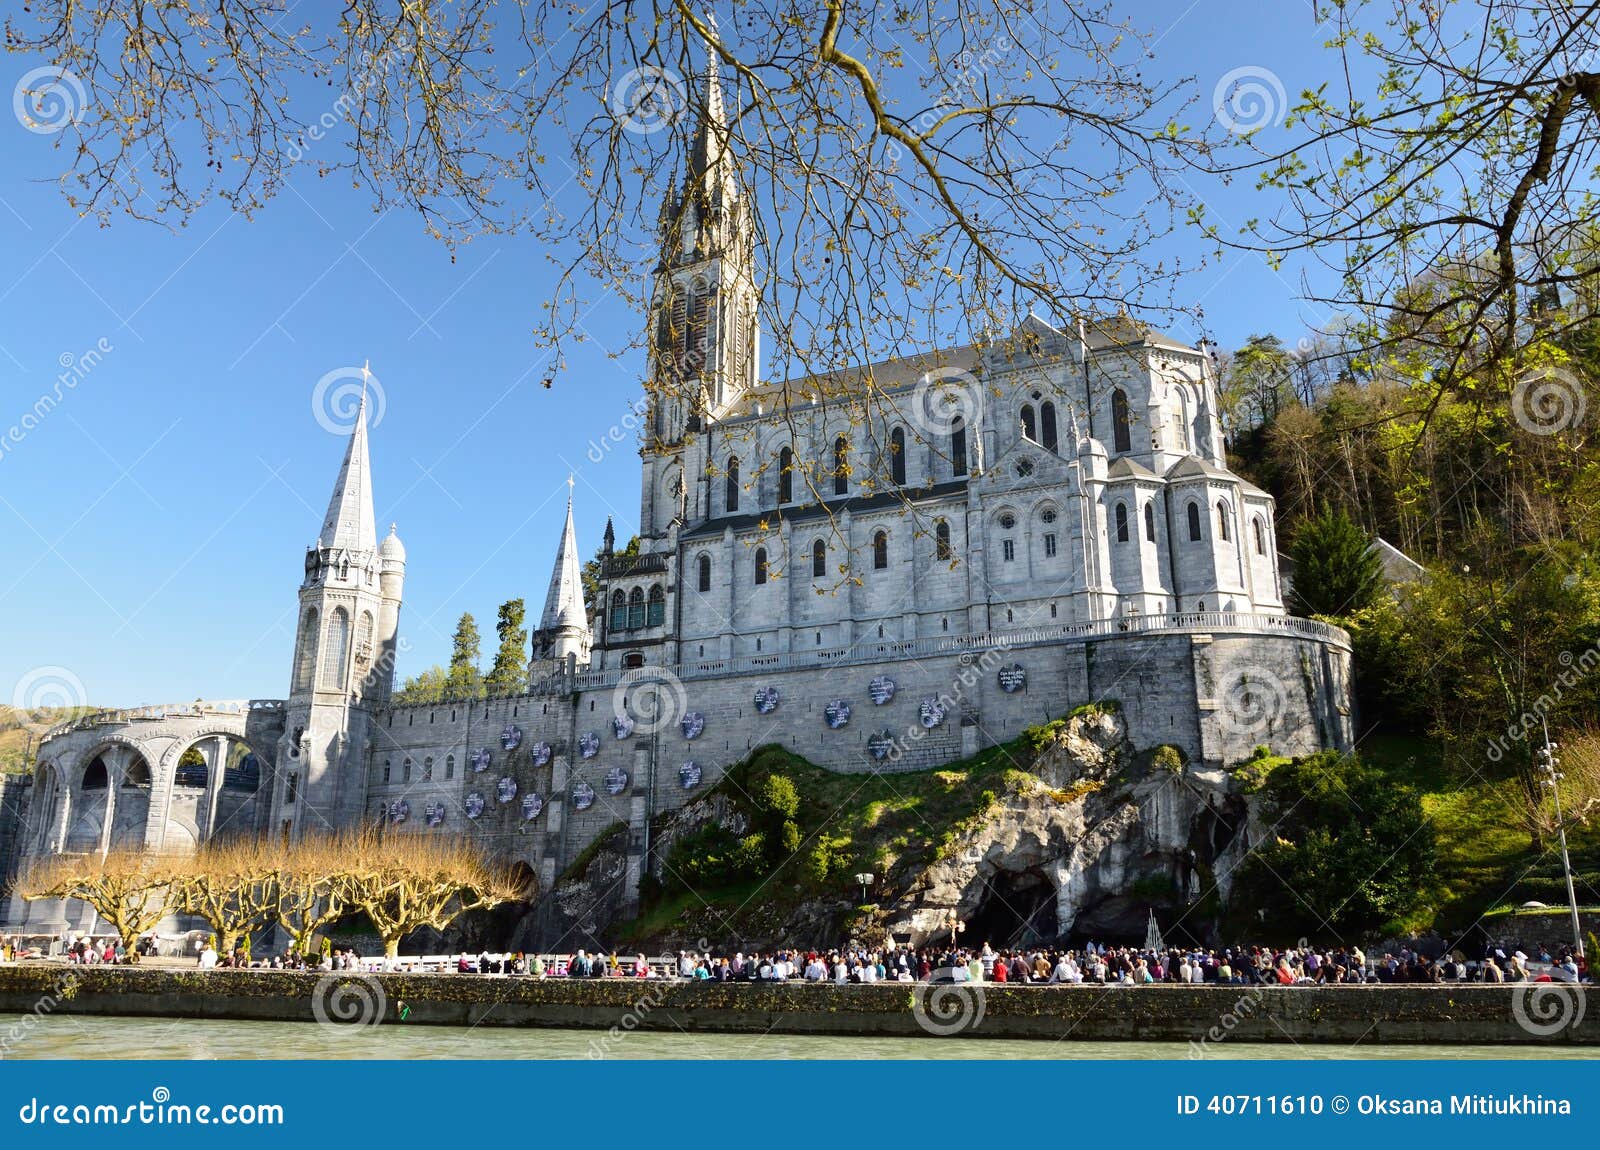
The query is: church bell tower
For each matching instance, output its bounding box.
[640,41,758,538]
[274,374,403,841]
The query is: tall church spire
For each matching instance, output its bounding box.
[536,478,591,666]
[317,389,377,554]
[686,30,736,210]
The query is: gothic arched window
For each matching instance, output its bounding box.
[1112,388,1132,454]
[1114,502,1129,542]
[294,607,319,692]
[647,584,666,626]
[754,548,769,585]
[1216,501,1231,542]
[812,539,826,577]
[951,416,968,477]
[356,611,374,665]
[873,531,889,570]
[1144,502,1156,542]
[725,456,740,513]
[1252,515,1267,556]
[778,446,793,504]
[1041,401,1058,451]
[610,590,628,631]
[935,519,952,561]
[890,427,907,486]
[1186,502,1202,542]
[320,607,350,690]
[833,436,850,495]
[627,587,646,630]
[697,553,712,592]
[1020,404,1037,442]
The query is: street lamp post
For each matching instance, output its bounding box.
[854,872,875,905]
[1539,718,1586,959]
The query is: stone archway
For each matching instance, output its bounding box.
[157,729,267,849]
[59,741,160,855]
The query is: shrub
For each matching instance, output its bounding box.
[1151,745,1185,772]
[758,775,800,822]
[1230,751,1434,937]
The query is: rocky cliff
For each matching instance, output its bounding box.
[522,710,1260,952]
[889,709,1255,946]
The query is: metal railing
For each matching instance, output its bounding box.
[560,611,1350,693]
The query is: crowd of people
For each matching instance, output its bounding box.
[453,938,1590,985]
[9,931,1588,986]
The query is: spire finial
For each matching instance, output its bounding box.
[360,359,371,410]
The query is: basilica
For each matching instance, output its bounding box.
[1,53,1350,933]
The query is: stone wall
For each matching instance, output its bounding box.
[0,966,1587,1046]
[8,622,1351,929]
[360,624,1350,907]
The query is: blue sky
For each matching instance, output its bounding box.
[0,1,1351,705]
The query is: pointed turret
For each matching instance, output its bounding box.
[686,36,736,211]
[532,480,593,670]
[317,394,377,555]
[279,367,399,845]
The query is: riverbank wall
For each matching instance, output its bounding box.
[0,966,1591,1046]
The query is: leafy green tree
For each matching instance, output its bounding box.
[755,774,802,866]
[1221,334,1293,432]
[394,665,447,705]
[1288,503,1383,618]
[1213,3,1600,410]
[581,535,639,618]
[486,599,528,696]
[1230,752,1434,938]
[445,612,483,699]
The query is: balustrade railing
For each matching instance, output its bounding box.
[561,611,1349,694]
[40,698,282,742]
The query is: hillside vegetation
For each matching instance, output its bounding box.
[0,706,93,774]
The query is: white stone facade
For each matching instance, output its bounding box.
[1,54,1351,934]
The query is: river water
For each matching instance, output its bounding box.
[0,1015,1589,1059]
